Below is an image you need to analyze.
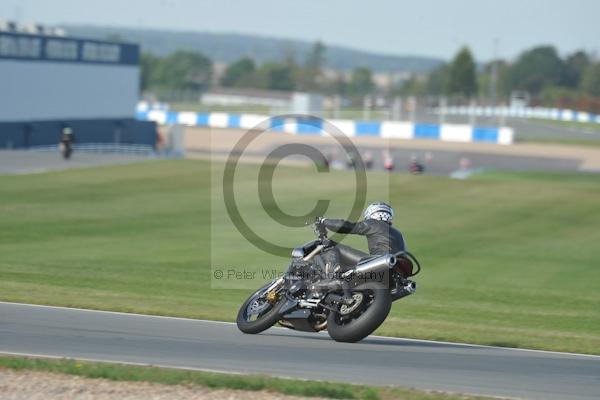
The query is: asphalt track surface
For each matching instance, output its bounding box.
[196,145,581,176]
[1,303,598,400]
[0,151,152,175]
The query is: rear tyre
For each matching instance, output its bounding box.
[236,282,285,334]
[327,281,391,343]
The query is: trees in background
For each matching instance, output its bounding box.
[296,41,326,92]
[509,46,565,94]
[163,41,326,94]
[220,57,256,87]
[167,51,213,91]
[563,51,590,89]
[581,63,600,97]
[140,41,600,112]
[254,62,296,91]
[446,47,477,98]
[141,50,212,93]
[140,53,161,91]
[219,59,296,91]
[397,47,478,100]
[394,74,426,97]
[505,46,600,110]
[322,72,349,97]
[421,45,599,111]
[425,65,449,96]
[347,67,375,97]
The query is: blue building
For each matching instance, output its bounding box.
[0,28,156,148]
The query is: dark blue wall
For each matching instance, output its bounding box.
[0,119,157,149]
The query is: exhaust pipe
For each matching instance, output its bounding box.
[343,254,396,278]
[391,280,417,300]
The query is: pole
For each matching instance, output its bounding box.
[469,99,476,127]
[363,96,371,120]
[439,97,447,125]
[490,38,501,126]
[489,39,499,105]
[394,97,402,120]
[333,95,341,119]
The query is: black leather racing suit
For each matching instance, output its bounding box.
[323,219,406,267]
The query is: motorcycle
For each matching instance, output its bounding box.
[409,160,425,175]
[59,140,73,160]
[236,219,421,342]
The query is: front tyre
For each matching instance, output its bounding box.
[237,282,285,334]
[327,281,391,343]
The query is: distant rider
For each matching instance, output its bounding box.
[409,155,425,175]
[59,126,75,160]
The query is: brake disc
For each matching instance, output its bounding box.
[339,293,364,315]
[248,299,270,316]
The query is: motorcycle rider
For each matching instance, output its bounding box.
[59,126,75,160]
[319,202,406,269]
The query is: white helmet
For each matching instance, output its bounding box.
[362,201,394,224]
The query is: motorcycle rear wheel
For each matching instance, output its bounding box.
[327,281,391,343]
[237,282,285,334]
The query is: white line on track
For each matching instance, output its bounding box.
[1,301,598,359]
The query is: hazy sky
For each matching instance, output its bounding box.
[1,0,598,61]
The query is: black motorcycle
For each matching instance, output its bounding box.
[59,128,75,160]
[236,219,421,342]
[59,141,73,160]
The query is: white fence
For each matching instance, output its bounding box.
[439,106,599,124]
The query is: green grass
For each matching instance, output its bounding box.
[0,356,494,400]
[516,137,600,147]
[529,118,600,132]
[1,160,599,354]
[518,118,600,147]
[168,102,270,114]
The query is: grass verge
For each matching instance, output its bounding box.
[527,118,600,132]
[0,160,599,354]
[516,137,600,147]
[0,356,494,400]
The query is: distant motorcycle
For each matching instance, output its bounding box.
[409,161,425,175]
[59,141,73,160]
[236,220,421,342]
[59,127,75,160]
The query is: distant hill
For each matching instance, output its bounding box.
[63,25,444,74]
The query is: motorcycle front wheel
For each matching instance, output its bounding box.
[327,281,391,343]
[236,281,285,334]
